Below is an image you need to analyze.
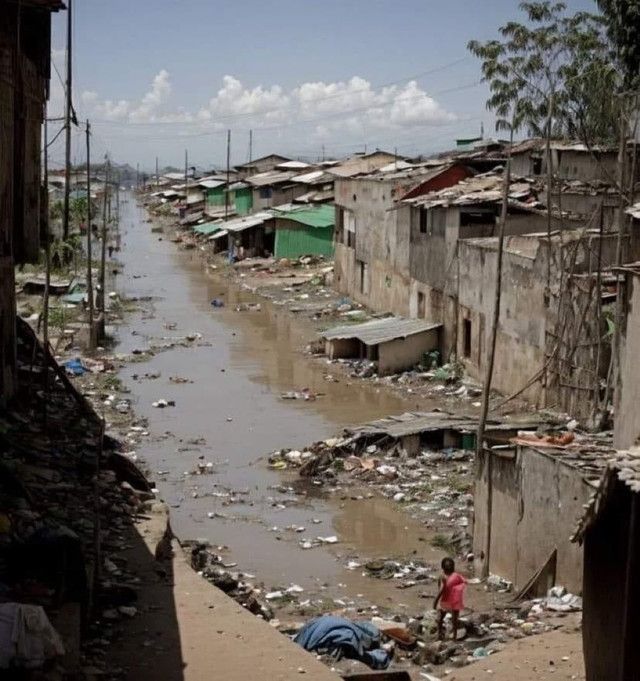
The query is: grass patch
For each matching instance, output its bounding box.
[431,533,456,554]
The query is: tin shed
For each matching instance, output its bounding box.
[273,205,335,259]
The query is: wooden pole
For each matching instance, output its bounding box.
[225,130,230,219]
[43,111,51,412]
[85,120,94,348]
[98,158,109,317]
[156,156,159,189]
[249,129,253,163]
[62,0,72,241]
[184,149,188,212]
[476,131,513,579]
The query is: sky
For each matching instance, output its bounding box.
[48,0,598,171]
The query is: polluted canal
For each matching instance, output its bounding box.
[112,196,442,613]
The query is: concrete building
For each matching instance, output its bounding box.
[333,163,473,320]
[321,317,441,375]
[474,433,612,594]
[572,448,640,681]
[234,154,291,179]
[457,230,620,407]
[1,0,63,404]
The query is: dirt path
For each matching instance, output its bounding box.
[110,501,339,681]
[443,628,584,681]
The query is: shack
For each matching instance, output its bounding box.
[572,448,640,681]
[344,411,537,456]
[322,317,441,375]
[272,204,335,259]
[474,434,611,594]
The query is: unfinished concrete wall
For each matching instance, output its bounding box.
[474,447,593,593]
[378,328,439,375]
[555,150,617,183]
[615,273,640,449]
[457,238,548,402]
[333,177,412,315]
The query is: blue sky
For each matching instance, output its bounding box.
[48,0,597,170]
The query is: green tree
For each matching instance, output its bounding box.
[597,0,640,88]
[468,2,617,142]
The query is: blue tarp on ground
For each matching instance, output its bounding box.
[294,615,390,669]
[64,358,86,376]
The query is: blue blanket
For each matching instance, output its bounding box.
[294,615,390,669]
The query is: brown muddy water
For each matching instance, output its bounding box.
[114,197,441,608]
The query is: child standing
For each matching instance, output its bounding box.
[433,557,466,640]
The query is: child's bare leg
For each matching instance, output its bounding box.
[437,610,445,640]
[451,610,459,640]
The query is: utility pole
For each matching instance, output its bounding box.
[184,149,188,213]
[43,112,51,360]
[136,162,139,190]
[225,130,231,219]
[249,129,253,163]
[62,0,73,240]
[322,144,325,163]
[99,157,110,317]
[155,156,159,189]
[476,128,514,580]
[85,120,95,348]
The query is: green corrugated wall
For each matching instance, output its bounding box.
[206,187,225,206]
[274,224,334,259]
[234,188,253,215]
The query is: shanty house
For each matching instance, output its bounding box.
[235,154,291,179]
[474,433,611,595]
[572,449,640,681]
[271,204,335,259]
[333,162,473,319]
[509,139,618,183]
[226,182,253,215]
[247,170,308,211]
[1,0,63,404]
[321,317,441,375]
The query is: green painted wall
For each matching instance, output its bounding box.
[206,186,225,206]
[234,187,253,215]
[274,223,334,259]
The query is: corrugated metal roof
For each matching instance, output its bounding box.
[209,229,229,241]
[192,221,223,235]
[198,179,226,189]
[291,170,329,184]
[276,161,311,170]
[321,317,441,346]
[272,204,335,228]
[246,170,297,187]
[344,410,540,440]
[218,211,274,233]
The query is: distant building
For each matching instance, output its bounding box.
[234,154,292,179]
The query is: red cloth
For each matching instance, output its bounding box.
[439,572,466,611]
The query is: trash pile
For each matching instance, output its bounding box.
[0,321,155,676]
[267,434,474,557]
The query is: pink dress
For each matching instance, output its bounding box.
[439,572,466,611]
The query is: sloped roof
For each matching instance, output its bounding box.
[572,447,640,543]
[246,170,296,187]
[321,316,441,346]
[272,204,334,228]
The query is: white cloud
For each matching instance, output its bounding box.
[77,71,455,131]
[56,69,462,164]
